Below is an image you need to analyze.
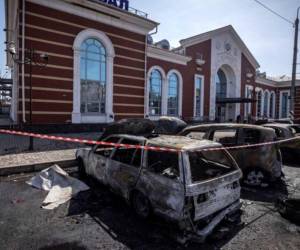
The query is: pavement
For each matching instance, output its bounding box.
[0,165,299,250]
[0,149,77,176]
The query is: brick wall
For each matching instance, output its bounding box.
[18,0,146,124]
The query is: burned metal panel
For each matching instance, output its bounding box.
[106,160,141,200]
[193,183,241,220]
[135,170,186,221]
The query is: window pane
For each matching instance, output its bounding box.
[168,73,179,116]
[195,77,202,117]
[149,69,162,116]
[264,92,269,117]
[87,60,100,81]
[281,93,288,118]
[80,38,107,114]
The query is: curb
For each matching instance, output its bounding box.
[0,159,78,176]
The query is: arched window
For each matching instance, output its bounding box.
[216,69,227,99]
[72,29,115,124]
[149,69,162,116]
[80,38,106,114]
[167,73,179,116]
[257,90,262,117]
[270,92,274,118]
[263,91,269,117]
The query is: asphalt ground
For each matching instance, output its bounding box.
[0,165,300,250]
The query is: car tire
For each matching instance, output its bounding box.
[243,168,270,188]
[131,191,151,219]
[78,158,87,178]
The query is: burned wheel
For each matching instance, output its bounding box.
[243,168,269,187]
[132,191,151,219]
[78,158,87,178]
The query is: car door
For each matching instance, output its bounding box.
[239,128,263,171]
[106,138,144,200]
[136,148,185,220]
[87,136,121,184]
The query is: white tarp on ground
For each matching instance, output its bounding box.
[26,165,89,210]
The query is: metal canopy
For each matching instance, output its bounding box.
[216,97,257,104]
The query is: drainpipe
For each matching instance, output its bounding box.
[21,0,26,123]
[144,27,158,117]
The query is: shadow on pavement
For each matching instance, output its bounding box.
[39,242,87,250]
[67,176,243,250]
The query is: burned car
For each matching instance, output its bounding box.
[263,123,300,163]
[179,124,283,187]
[76,135,242,243]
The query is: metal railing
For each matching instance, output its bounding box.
[128,7,148,18]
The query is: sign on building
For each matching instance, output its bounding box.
[96,0,129,11]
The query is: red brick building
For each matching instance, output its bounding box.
[5,0,300,125]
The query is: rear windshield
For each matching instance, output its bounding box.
[188,150,236,183]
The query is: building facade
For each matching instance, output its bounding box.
[5,0,300,125]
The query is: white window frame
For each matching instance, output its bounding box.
[72,28,115,124]
[166,69,183,117]
[244,85,254,116]
[279,90,290,119]
[146,66,166,120]
[193,74,205,118]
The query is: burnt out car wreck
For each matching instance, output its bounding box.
[76,126,242,243]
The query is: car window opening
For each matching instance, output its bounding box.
[212,129,237,146]
[189,151,235,183]
[112,139,142,167]
[147,150,180,180]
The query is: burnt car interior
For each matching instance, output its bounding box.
[210,129,238,146]
[189,151,235,182]
[147,150,180,180]
[112,141,142,168]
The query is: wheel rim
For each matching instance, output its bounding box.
[245,170,264,186]
[133,193,150,218]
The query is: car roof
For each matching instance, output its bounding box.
[183,123,271,132]
[263,123,291,129]
[147,135,221,150]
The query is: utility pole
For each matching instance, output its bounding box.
[291,7,300,119]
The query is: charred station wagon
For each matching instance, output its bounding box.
[76,135,242,242]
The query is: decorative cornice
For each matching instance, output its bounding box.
[180,25,260,69]
[147,45,192,65]
[27,0,158,35]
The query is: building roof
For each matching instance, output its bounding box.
[179,25,260,69]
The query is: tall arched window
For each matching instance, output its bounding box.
[80,38,106,114]
[149,69,162,116]
[270,92,274,118]
[257,90,262,117]
[72,29,115,124]
[263,91,269,117]
[167,73,179,116]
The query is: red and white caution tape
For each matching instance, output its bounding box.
[0,129,299,153]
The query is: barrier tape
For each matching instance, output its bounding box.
[0,129,299,153]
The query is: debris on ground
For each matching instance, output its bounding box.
[277,197,300,225]
[26,165,89,210]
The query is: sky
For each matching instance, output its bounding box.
[0,0,299,78]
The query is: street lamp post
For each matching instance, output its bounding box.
[8,43,48,150]
[290,7,300,120]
